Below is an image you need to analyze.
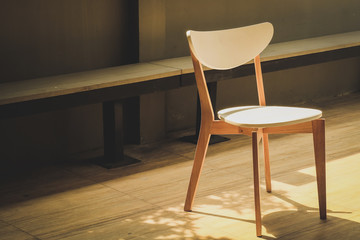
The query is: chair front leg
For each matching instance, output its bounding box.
[262,133,271,193]
[252,131,262,237]
[184,125,211,212]
[312,119,327,220]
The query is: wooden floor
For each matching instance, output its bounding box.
[1,92,360,240]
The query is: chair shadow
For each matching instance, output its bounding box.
[263,193,358,239]
[191,209,360,239]
[262,211,360,239]
[192,192,359,239]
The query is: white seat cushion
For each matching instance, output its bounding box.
[218,106,322,128]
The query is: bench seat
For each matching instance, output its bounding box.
[0,30,359,166]
[150,30,360,74]
[0,63,181,106]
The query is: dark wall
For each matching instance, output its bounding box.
[1,1,359,164]
[140,0,360,61]
[138,0,360,138]
[0,0,138,165]
[164,0,360,58]
[0,0,138,83]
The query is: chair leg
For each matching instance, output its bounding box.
[184,126,211,212]
[312,119,327,220]
[252,132,262,237]
[263,133,271,193]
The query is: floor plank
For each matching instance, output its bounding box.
[0,220,37,240]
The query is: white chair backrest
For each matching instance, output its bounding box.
[187,22,274,70]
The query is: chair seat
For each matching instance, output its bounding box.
[218,106,322,128]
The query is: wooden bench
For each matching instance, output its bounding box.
[151,30,360,144]
[0,63,182,168]
[1,30,359,166]
[152,30,360,74]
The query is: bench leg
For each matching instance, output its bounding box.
[180,82,229,145]
[100,100,140,169]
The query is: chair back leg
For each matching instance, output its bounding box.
[312,119,327,219]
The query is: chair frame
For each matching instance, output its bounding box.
[184,30,326,237]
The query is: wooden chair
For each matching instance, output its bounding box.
[184,22,326,237]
